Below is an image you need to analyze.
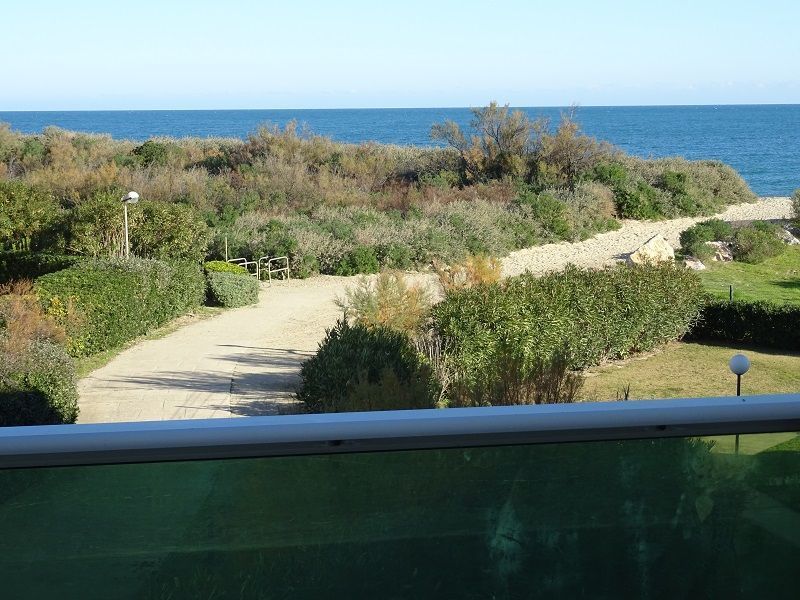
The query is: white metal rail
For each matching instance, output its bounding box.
[0,395,799,468]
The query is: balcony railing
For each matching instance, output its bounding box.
[1,394,799,598]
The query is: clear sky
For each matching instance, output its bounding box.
[2,0,798,110]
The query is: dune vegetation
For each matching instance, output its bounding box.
[0,103,756,276]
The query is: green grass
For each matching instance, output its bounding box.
[699,245,800,305]
[582,341,800,401]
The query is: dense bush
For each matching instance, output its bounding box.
[0,280,79,425]
[793,189,800,221]
[338,272,431,334]
[203,260,249,275]
[679,219,735,259]
[35,258,205,356]
[0,339,79,426]
[205,271,259,308]
[65,192,211,261]
[690,300,800,351]
[298,319,439,413]
[732,222,785,263]
[432,264,705,395]
[0,251,80,284]
[0,181,64,252]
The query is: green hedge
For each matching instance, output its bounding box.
[432,264,705,390]
[35,258,205,356]
[0,251,81,284]
[690,300,800,351]
[298,319,439,413]
[0,340,79,426]
[203,260,250,275]
[206,271,259,308]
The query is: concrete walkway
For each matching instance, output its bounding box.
[78,197,793,423]
[78,277,350,422]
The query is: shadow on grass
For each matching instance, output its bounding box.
[684,339,800,358]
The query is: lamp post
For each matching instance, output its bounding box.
[729,353,750,454]
[121,191,140,258]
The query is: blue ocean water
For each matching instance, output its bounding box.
[1,105,798,196]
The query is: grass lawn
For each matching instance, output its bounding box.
[582,341,800,401]
[699,245,800,305]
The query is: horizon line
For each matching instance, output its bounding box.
[2,102,799,113]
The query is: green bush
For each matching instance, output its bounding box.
[206,271,259,308]
[298,319,439,413]
[690,300,800,351]
[0,251,81,284]
[203,260,249,275]
[679,219,734,259]
[516,191,571,239]
[35,258,205,356]
[334,245,380,276]
[792,189,800,221]
[432,264,705,393]
[0,339,79,426]
[732,224,785,264]
[0,181,64,252]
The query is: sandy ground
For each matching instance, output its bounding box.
[78,197,793,423]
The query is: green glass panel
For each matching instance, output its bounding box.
[1,433,799,599]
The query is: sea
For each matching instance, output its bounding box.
[1,105,798,196]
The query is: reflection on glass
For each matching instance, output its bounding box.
[0,433,798,599]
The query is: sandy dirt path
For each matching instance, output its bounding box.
[78,197,793,423]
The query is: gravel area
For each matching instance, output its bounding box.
[502,197,794,277]
[78,197,793,423]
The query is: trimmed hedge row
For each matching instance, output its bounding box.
[432,264,706,387]
[203,260,249,275]
[205,271,259,308]
[0,251,81,284]
[0,339,79,426]
[35,258,205,356]
[690,300,800,351]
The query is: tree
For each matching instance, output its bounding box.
[431,102,544,182]
[535,108,614,191]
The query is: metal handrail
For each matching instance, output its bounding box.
[258,255,290,284]
[1,395,799,469]
[227,257,259,279]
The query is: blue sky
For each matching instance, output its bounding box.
[2,0,798,110]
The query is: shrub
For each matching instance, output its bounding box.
[432,264,704,393]
[35,258,205,356]
[792,189,800,221]
[205,271,259,308]
[298,319,439,413]
[516,190,571,239]
[434,254,502,293]
[337,272,431,334]
[203,260,249,275]
[732,224,785,264]
[690,300,800,351]
[448,348,584,407]
[0,181,64,251]
[334,245,380,276]
[0,280,66,352]
[0,251,81,284]
[0,339,79,426]
[679,219,734,259]
[132,140,169,167]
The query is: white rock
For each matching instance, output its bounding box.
[627,234,675,265]
[778,226,800,245]
[684,257,706,270]
[705,241,733,261]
